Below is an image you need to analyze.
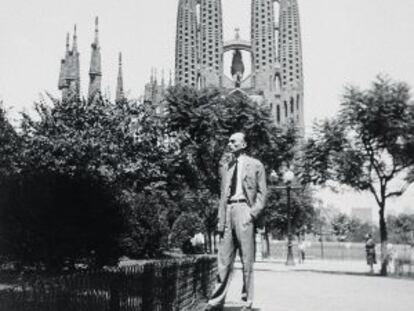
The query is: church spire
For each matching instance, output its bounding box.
[116,52,125,102]
[58,34,69,92]
[66,24,81,99]
[72,24,78,52]
[93,16,99,46]
[88,17,102,99]
[59,32,72,100]
[66,32,70,53]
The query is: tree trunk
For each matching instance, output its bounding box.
[379,205,388,276]
[213,233,218,254]
[265,231,270,258]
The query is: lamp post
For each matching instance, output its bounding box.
[270,169,296,266]
[283,169,295,266]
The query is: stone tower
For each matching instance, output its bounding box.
[68,25,81,99]
[58,33,71,100]
[116,52,125,102]
[58,25,81,101]
[88,17,102,100]
[175,0,199,87]
[144,68,168,111]
[278,0,304,131]
[199,0,224,88]
[173,0,305,132]
[251,0,278,100]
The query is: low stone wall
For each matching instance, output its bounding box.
[0,255,217,311]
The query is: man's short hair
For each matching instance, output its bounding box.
[232,131,248,145]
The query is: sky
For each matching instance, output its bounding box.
[0,0,413,219]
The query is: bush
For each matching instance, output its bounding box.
[119,190,170,259]
[0,171,123,271]
[170,212,205,254]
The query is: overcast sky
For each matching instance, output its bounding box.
[1,0,413,217]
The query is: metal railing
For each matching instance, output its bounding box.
[0,256,217,311]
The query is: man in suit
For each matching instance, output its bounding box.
[206,132,267,311]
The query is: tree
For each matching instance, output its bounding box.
[331,213,353,241]
[0,102,21,177]
[330,213,368,242]
[119,189,171,259]
[0,95,180,267]
[164,86,298,195]
[0,172,123,271]
[301,76,414,275]
[20,96,175,191]
[387,214,414,245]
[265,187,315,239]
[163,86,300,250]
[169,212,205,254]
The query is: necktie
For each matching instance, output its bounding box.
[229,159,238,197]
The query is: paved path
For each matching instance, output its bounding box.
[222,260,414,311]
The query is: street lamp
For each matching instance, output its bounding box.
[270,168,297,266]
[283,169,295,266]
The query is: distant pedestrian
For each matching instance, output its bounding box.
[298,241,306,264]
[365,234,376,273]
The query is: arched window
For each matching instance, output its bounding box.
[296,94,300,111]
[275,73,282,94]
[277,105,280,123]
[290,97,294,114]
[284,101,288,118]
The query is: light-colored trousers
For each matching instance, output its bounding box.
[208,202,255,307]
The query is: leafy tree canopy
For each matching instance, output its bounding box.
[265,187,315,238]
[19,96,177,192]
[387,213,414,245]
[0,102,21,177]
[164,86,298,196]
[300,76,414,274]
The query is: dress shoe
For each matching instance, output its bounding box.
[240,305,252,311]
[205,303,223,311]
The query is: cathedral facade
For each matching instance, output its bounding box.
[175,0,304,132]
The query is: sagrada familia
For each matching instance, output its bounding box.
[57,16,171,106]
[57,17,126,103]
[175,0,304,131]
[57,0,304,130]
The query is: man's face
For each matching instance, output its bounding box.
[228,133,246,154]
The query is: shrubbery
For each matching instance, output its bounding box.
[0,87,302,271]
[170,212,205,254]
[0,172,123,271]
[119,190,171,258]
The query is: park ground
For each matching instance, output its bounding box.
[221,260,414,311]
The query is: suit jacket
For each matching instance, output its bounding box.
[217,154,267,233]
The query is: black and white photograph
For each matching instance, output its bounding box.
[1,0,413,310]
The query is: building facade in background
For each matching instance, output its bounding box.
[56,0,304,129]
[175,0,304,131]
[351,207,373,224]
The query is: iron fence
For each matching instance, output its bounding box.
[0,256,217,311]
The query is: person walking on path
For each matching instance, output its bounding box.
[365,233,376,274]
[205,132,267,311]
